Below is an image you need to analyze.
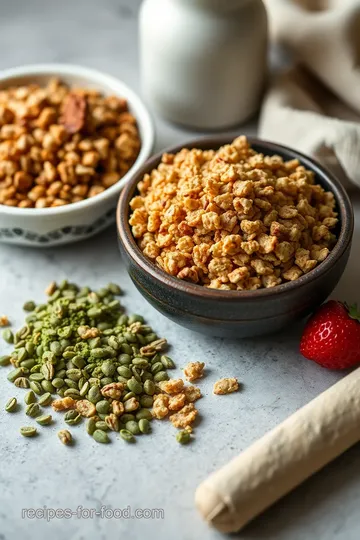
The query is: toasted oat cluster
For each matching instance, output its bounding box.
[0,78,140,208]
[129,137,338,290]
[213,378,239,395]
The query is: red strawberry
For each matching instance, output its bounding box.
[300,301,360,369]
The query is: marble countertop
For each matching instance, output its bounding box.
[1,1,360,539]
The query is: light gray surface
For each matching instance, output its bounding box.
[0,1,360,539]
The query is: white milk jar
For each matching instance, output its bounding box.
[140,0,268,130]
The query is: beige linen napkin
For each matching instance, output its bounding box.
[260,0,360,189]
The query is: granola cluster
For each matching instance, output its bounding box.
[0,78,140,208]
[129,137,338,290]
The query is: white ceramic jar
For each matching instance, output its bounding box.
[140,0,268,130]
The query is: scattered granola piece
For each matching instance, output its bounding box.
[183,361,205,382]
[170,403,198,429]
[213,377,239,395]
[184,385,202,403]
[159,378,184,395]
[51,397,76,411]
[168,393,186,411]
[152,394,170,419]
[0,315,9,327]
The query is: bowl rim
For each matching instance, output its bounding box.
[117,135,354,300]
[0,63,155,216]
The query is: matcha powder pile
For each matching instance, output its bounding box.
[0,280,179,444]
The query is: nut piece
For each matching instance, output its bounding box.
[51,397,76,411]
[213,377,239,395]
[58,429,73,445]
[183,362,205,382]
[170,403,198,429]
[60,92,87,134]
[0,315,9,327]
[101,382,124,400]
[76,399,96,418]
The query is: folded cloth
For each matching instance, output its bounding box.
[260,0,360,189]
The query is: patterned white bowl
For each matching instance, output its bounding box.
[0,64,155,246]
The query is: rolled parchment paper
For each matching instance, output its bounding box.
[195,368,360,533]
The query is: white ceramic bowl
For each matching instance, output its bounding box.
[0,64,155,246]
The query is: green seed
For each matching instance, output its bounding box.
[121,413,135,423]
[143,380,155,396]
[176,430,191,445]
[7,368,24,383]
[125,420,140,435]
[29,372,45,382]
[117,366,132,379]
[21,358,36,369]
[52,378,65,389]
[120,429,135,443]
[79,381,90,397]
[64,410,82,425]
[25,390,37,405]
[20,426,37,437]
[25,403,40,417]
[23,301,36,311]
[93,429,110,444]
[91,348,107,359]
[95,420,109,431]
[41,363,54,381]
[127,378,143,395]
[5,397,17,412]
[64,389,81,400]
[153,371,169,383]
[86,417,97,435]
[96,400,110,415]
[14,377,30,389]
[2,329,14,343]
[38,393,52,406]
[139,395,153,408]
[58,429,72,445]
[29,381,43,395]
[101,360,116,377]
[132,357,149,369]
[0,355,10,366]
[107,283,122,295]
[160,355,175,369]
[88,386,102,404]
[41,380,55,394]
[72,355,86,369]
[50,341,62,356]
[122,391,135,402]
[151,362,164,375]
[138,418,151,434]
[66,368,82,382]
[17,347,27,362]
[128,314,144,324]
[36,414,52,426]
[136,408,153,421]
[119,354,132,365]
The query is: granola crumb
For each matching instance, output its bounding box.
[183,385,202,402]
[213,377,239,395]
[183,361,205,382]
[158,378,184,395]
[170,403,198,429]
[0,315,9,327]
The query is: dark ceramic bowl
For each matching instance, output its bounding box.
[117,136,354,338]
